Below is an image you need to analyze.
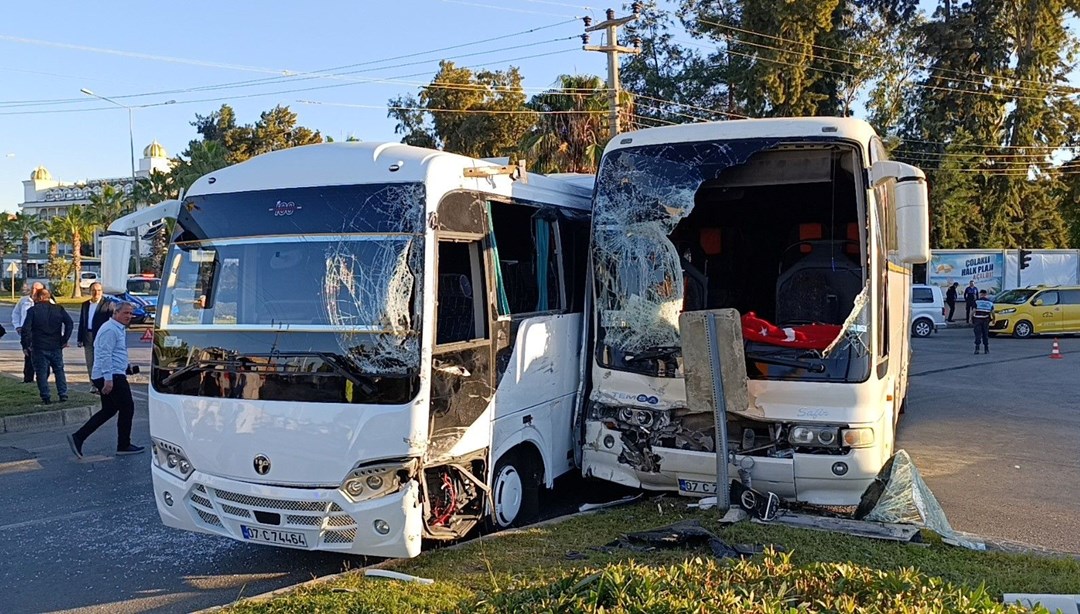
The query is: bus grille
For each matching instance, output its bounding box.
[186,482,358,545]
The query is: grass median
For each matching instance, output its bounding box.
[0,373,99,417]
[224,498,1080,613]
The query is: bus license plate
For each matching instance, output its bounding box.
[241,525,308,548]
[678,479,717,495]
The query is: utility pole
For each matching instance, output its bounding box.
[583,4,642,139]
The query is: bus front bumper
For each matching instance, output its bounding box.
[152,465,424,558]
[581,422,883,506]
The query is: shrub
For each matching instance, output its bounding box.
[51,279,74,298]
[466,550,1045,614]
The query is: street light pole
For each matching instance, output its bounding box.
[81,88,142,274]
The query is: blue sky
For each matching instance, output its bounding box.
[0,0,610,212]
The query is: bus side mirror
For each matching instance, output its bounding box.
[871,161,930,265]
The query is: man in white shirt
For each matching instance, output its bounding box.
[12,281,45,383]
[67,302,145,458]
[77,282,113,391]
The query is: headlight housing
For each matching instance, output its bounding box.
[788,425,842,449]
[339,459,415,503]
[996,308,1016,315]
[840,427,875,448]
[152,438,194,481]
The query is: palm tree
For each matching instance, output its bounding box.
[172,141,230,191]
[87,183,133,230]
[42,216,68,260]
[520,74,632,174]
[7,213,45,281]
[135,168,179,205]
[55,205,100,298]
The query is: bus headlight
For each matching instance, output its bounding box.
[840,428,875,448]
[152,438,195,481]
[340,460,416,503]
[788,425,841,449]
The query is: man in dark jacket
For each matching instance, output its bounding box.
[20,288,74,404]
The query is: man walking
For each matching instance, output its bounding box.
[67,302,145,458]
[77,282,113,393]
[945,282,958,322]
[963,281,978,323]
[12,281,46,383]
[972,290,994,354]
[19,288,73,404]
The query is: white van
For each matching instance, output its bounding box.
[911,284,946,337]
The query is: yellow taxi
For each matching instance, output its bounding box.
[991,285,1080,338]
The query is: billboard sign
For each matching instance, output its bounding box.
[929,252,1004,296]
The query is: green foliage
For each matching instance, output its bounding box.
[471,552,1039,613]
[521,74,611,173]
[388,61,535,159]
[173,104,322,189]
[223,501,1080,614]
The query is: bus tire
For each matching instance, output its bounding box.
[1012,320,1034,338]
[490,451,539,529]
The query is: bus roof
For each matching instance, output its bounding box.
[185,141,592,211]
[603,117,880,154]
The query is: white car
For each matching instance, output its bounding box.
[911,284,947,337]
[78,271,99,290]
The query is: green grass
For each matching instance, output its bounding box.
[224,499,1080,613]
[0,372,99,416]
[0,296,90,306]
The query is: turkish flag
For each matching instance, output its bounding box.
[741,312,842,351]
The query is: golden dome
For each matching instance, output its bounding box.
[143,140,167,158]
[30,165,52,181]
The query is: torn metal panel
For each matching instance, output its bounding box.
[761,511,922,543]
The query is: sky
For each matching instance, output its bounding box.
[0,0,612,213]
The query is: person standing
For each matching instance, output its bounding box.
[67,302,145,458]
[972,290,994,354]
[77,282,113,393]
[963,281,978,323]
[945,282,958,322]
[19,288,73,404]
[12,281,46,383]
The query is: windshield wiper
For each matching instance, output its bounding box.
[745,350,827,373]
[624,345,681,363]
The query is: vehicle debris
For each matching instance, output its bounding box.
[600,519,765,561]
[855,450,985,550]
[363,569,435,585]
[578,493,643,513]
[760,511,923,543]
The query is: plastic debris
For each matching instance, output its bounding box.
[578,493,643,513]
[855,450,985,550]
[364,569,435,585]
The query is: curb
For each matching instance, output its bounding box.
[0,404,94,434]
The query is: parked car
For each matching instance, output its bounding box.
[78,271,100,290]
[911,284,947,337]
[108,274,160,324]
[991,285,1080,338]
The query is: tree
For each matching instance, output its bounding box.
[7,213,44,280]
[87,184,133,231]
[182,104,322,166]
[135,169,178,206]
[55,205,99,297]
[520,75,615,174]
[171,140,230,192]
[388,61,535,158]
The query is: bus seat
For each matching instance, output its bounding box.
[775,241,862,325]
[845,223,860,256]
[437,273,475,344]
[798,223,822,254]
[699,228,722,256]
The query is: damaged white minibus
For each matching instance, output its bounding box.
[148,142,592,557]
[580,118,929,505]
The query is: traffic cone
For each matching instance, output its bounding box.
[1050,338,1063,360]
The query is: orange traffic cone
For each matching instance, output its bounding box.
[1050,338,1063,360]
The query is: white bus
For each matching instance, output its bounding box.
[580,118,929,506]
[147,142,592,557]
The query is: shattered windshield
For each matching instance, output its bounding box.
[152,183,425,402]
[592,138,870,383]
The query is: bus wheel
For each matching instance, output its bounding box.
[491,452,538,529]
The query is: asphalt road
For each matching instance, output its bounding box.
[0,307,1078,612]
[899,327,1080,554]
